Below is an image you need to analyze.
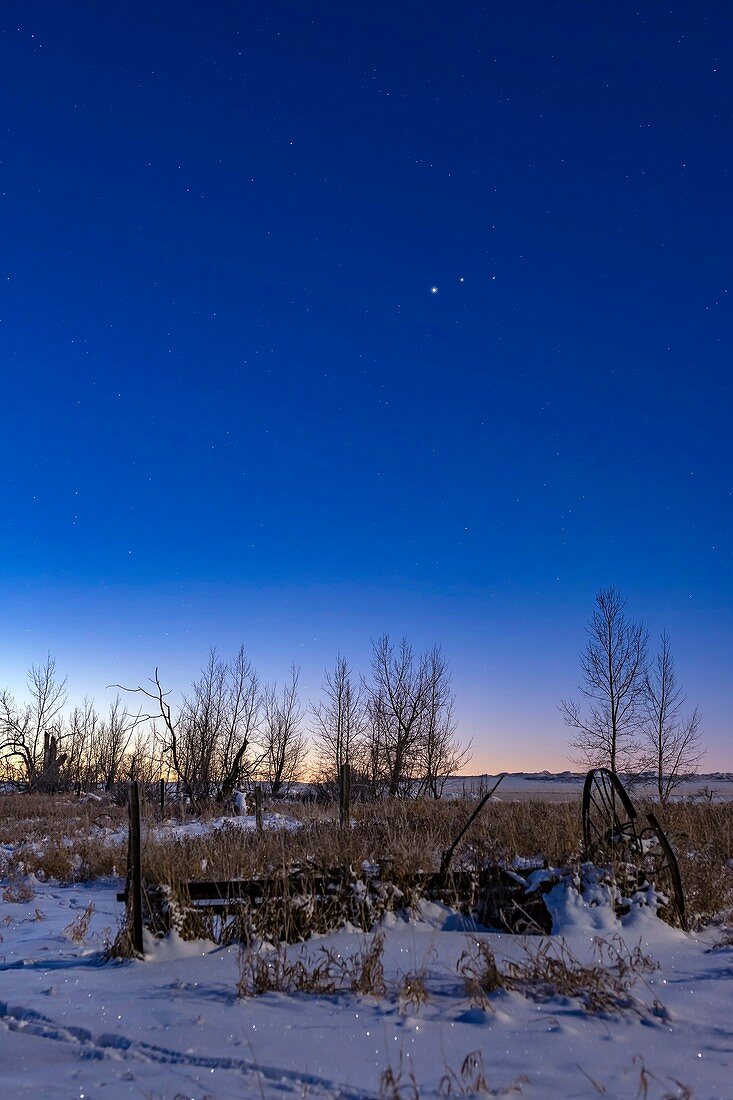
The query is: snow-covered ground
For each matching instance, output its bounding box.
[1,878,731,1098]
[153,810,302,841]
[99,810,302,846]
[446,772,733,802]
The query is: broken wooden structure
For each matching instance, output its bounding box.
[118,768,687,952]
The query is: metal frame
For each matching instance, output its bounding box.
[582,768,687,930]
[582,766,639,859]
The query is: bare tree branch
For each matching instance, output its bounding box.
[642,631,705,804]
[560,587,647,775]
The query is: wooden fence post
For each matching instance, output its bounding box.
[255,784,263,833]
[159,777,165,817]
[128,780,144,956]
[339,763,351,828]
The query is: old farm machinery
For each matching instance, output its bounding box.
[117,769,686,954]
[582,767,686,929]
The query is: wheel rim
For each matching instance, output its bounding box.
[582,767,639,861]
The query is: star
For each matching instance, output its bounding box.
[431,286,438,294]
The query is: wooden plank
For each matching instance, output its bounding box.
[185,876,344,901]
[183,868,481,903]
[187,880,263,901]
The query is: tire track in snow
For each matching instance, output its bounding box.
[0,1000,377,1098]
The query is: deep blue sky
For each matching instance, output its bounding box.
[1,2,731,769]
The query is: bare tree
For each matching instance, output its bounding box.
[561,587,648,775]
[366,635,432,797]
[115,647,261,807]
[311,656,366,785]
[355,706,384,800]
[177,651,228,804]
[94,697,137,790]
[212,646,262,804]
[63,698,99,790]
[260,666,307,796]
[416,646,472,798]
[114,668,184,790]
[0,655,68,788]
[643,631,705,804]
[125,725,161,785]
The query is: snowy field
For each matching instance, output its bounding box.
[2,783,732,1097]
[447,772,733,803]
[2,876,732,1099]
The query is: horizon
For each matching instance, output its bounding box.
[1,580,729,772]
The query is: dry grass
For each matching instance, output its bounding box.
[381,1050,527,1098]
[0,791,126,841]
[0,791,127,883]
[236,929,386,998]
[2,872,36,903]
[398,967,431,1013]
[380,1055,421,1100]
[459,939,505,1008]
[438,1051,528,1097]
[659,801,733,922]
[502,934,658,1015]
[3,791,733,927]
[132,797,581,889]
[458,933,658,1017]
[63,901,96,943]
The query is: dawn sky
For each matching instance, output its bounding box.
[1,2,731,770]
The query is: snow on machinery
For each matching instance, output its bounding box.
[117,769,687,954]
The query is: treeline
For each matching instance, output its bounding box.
[0,635,471,805]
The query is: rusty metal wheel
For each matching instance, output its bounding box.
[639,812,687,930]
[582,767,641,861]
